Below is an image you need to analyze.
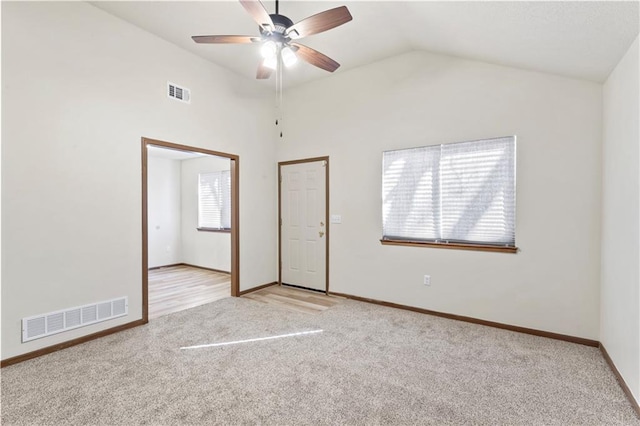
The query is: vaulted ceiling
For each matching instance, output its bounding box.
[92,1,639,88]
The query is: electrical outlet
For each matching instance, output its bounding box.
[423,275,431,286]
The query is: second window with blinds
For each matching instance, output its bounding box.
[198,170,231,232]
[381,136,517,252]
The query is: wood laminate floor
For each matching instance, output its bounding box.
[148,265,230,319]
[243,284,343,314]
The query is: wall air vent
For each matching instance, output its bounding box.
[22,297,128,342]
[168,81,190,103]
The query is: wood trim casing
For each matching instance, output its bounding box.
[329,291,599,347]
[196,227,231,233]
[142,141,149,322]
[278,157,330,295]
[238,281,277,296]
[141,137,240,305]
[1,319,146,368]
[278,156,330,166]
[230,156,240,297]
[148,263,183,271]
[600,344,640,418]
[381,239,518,254]
[325,159,330,295]
[144,138,240,162]
[277,162,282,286]
[181,263,230,275]
[149,263,231,275]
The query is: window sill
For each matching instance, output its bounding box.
[380,239,518,253]
[197,228,231,233]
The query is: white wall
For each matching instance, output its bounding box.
[181,156,231,272]
[147,157,182,268]
[1,2,277,360]
[601,36,640,404]
[278,50,602,340]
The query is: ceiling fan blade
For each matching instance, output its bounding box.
[192,35,259,44]
[256,61,273,79]
[290,43,340,72]
[239,0,275,33]
[285,6,352,39]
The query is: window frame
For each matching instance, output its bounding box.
[381,136,518,253]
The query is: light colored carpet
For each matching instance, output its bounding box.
[1,296,638,425]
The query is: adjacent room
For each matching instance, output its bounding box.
[146,144,233,319]
[2,0,639,424]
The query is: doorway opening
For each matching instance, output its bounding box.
[142,138,239,321]
[278,157,329,294]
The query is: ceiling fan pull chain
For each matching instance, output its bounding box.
[278,53,284,138]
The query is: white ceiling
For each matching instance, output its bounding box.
[92,1,639,87]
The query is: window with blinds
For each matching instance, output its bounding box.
[382,136,516,248]
[198,170,231,231]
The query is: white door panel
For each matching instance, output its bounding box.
[281,160,326,291]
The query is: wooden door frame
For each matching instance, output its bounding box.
[141,137,240,323]
[278,156,330,294]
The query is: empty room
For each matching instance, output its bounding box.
[1,1,639,424]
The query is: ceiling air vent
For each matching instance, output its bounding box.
[168,81,190,104]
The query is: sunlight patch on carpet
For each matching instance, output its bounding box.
[180,330,324,350]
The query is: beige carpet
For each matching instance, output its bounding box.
[1,296,638,425]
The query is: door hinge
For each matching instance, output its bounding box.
[279,175,282,183]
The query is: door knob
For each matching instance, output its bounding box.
[319,231,325,238]
[320,221,325,227]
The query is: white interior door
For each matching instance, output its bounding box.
[281,160,327,292]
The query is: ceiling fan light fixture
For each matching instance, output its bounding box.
[264,55,278,70]
[281,46,297,67]
[192,1,352,79]
[260,40,277,59]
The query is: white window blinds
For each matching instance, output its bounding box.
[382,136,516,247]
[198,170,231,230]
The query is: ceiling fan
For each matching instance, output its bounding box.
[192,0,353,79]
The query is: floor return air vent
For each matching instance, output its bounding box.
[22,297,128,342]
